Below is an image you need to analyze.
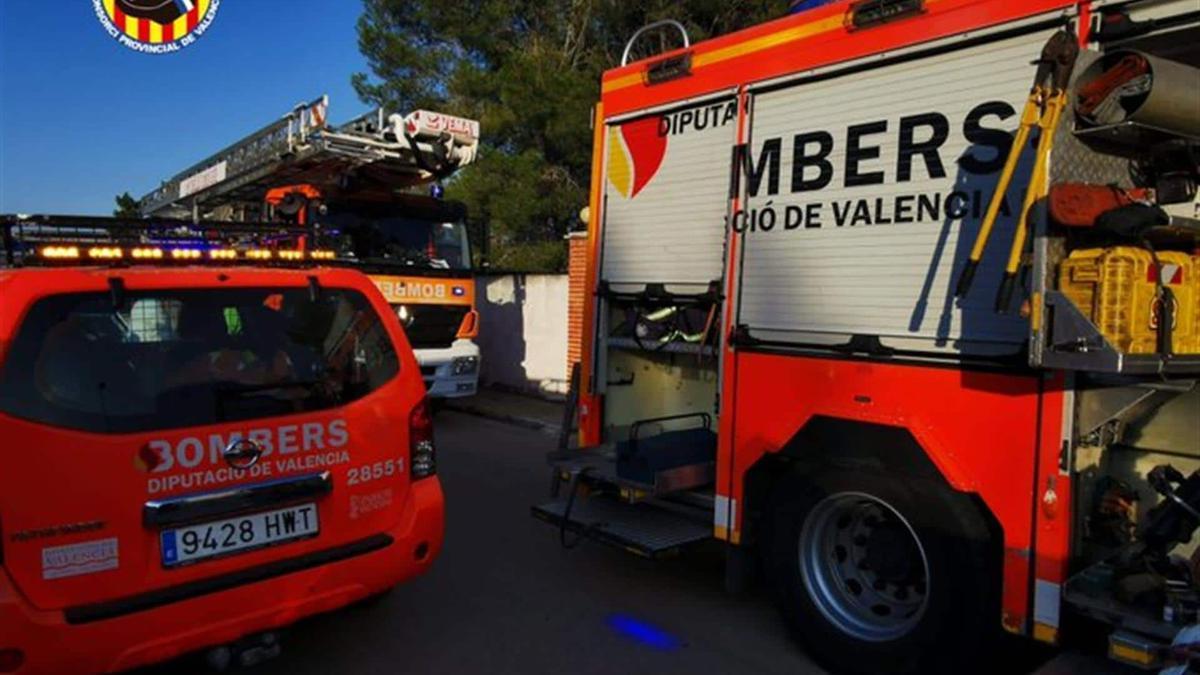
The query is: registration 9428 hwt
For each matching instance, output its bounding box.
[161,503,319,567]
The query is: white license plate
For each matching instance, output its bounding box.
[160,503,319,567]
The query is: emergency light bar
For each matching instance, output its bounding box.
[1,214,336,268]
[31,243,337,264]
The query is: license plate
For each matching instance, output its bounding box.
[161,503,319,567]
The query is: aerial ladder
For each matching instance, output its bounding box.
[141,95,479,221]
[141,95,486,398]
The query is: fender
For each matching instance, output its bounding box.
[724,351,1062,635]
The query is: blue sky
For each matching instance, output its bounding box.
[0,1,373,214]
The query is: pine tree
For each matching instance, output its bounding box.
[354,0,788,270]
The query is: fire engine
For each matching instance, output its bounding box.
[140,96,485,398]
[534,1,1200,672]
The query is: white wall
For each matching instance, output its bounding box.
[475,274,569,398]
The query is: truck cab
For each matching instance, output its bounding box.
[319,194,481,398]
[140,96,485,399]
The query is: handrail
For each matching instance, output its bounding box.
[620,19,691,66]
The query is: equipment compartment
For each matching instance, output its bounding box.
[1032,24,1200,375]
[1059,247,1198,354]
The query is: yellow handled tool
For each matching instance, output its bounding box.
[954,31,1079,312]
[995,87,1069,312]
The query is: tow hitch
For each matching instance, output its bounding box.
[205,631,283,671]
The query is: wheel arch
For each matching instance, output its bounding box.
[741,415,1003,558]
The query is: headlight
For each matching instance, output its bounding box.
[452,356,478,376]
[396,305,413,327]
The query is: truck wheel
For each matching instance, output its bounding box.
[765,470,997,675]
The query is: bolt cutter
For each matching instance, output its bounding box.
[955,31,1079,312]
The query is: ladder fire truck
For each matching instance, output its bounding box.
[140,96,484,398]
[535,1,1200,672]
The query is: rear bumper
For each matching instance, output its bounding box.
[0,478,444,674]
[416,340,479,398]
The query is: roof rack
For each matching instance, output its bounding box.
[140,96,480,219]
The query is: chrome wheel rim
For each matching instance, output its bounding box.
[798,491,930,642]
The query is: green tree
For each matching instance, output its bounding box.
[354,0,788,271]
[113,192,141,218]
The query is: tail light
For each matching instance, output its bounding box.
[410,399,437,479]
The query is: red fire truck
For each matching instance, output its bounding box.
[535,1,1200,672]
[141,97,484,400]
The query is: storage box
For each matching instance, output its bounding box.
[1059,247,1198,354]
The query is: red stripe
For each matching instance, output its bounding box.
[112,5,125,28]
[1148,266,1182,284]
[187,6,199,32]
[162,21,174,42]
[138,18,150,42]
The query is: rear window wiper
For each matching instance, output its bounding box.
[216,379,332,398]
[212,379,340,422]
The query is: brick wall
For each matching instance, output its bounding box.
[566,231,588,373]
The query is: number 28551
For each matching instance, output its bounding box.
[347,459,402,486]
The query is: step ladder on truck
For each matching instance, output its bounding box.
[141,96,485,398]
[535,1,1200,673]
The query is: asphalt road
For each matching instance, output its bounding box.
[143,411,817,674]
[148,411,1074,675]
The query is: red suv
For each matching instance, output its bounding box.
[0,260,443,674]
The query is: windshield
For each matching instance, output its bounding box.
[0,287,399,433]
[325,212,472,271]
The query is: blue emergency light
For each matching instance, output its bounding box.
[789,0,837,13]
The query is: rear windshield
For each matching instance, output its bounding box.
[0,286,399,433]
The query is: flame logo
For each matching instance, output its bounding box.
[607,116,667,199]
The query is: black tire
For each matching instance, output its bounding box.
[764,469,999,675]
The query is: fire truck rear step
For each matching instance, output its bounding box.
[547,445,716,496]
[532,496,712,558]
[534,412,717,557]
[545,413,718,497]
